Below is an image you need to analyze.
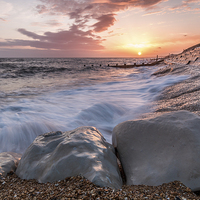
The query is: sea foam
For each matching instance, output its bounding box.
[0,58,188,153]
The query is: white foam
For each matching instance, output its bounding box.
[0,65,188,153]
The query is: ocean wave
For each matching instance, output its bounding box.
[0,58,189,154]
[0,65,70,78]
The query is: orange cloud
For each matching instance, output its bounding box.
[142,10,163,16]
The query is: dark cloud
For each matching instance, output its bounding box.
[0,25,104,51]
[93,14,116,32]
[18,29,45,40]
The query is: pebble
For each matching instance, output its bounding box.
[0,172,199,199]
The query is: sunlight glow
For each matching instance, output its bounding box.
[138,52,142,56]
[121,43,151,52]
[127,44,146,48]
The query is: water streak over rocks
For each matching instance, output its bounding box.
[16,126,122,190]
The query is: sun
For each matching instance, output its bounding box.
[138,52,142,56]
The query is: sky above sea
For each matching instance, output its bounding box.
[0,0,200,58]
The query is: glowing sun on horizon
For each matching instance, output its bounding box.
[138,52,142,56]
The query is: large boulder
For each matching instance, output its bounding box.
[0,152,21,178]
[113,110,200,191]
[16,126,122,189]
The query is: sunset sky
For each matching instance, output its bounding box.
[0,0,200,57]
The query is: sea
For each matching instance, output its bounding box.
[0,57,188,154]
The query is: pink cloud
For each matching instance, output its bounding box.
[0,25,104,51]
[93,14,116,32]
[36,0,164,33]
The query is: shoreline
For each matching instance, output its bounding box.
[1,48,200,199]
[141,46,200,120]
[152,50,200,118]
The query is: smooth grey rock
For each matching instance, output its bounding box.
[0,152,21,178]
[16,126,122,189]
[113,110,200,191]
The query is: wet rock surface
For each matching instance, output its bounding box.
[0,172,198,199]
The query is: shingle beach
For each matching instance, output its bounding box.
[0,173,198,199]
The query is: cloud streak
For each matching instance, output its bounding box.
[0,25,104,51]
[142,10,163,16]
[169,0,200,12]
